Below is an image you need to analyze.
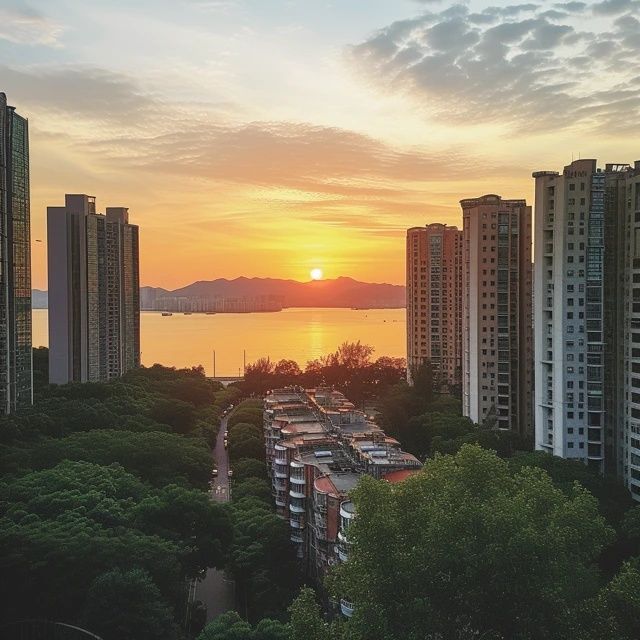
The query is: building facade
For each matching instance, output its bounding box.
[461,195,533,435]
[47,195,140,384]
[533,159,640,495]
[0,93,32,412]
[406,224,463,389]
[263,388,421,579]
[619,162,640,498]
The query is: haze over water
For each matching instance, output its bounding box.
[32,308,405,377]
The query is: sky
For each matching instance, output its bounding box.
[2,0,640,289]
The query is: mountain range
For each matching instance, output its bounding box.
[141,277,406,310]
[32,277,407,311]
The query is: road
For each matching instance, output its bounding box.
[195,413,235,621]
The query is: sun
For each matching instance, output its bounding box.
[310,268,323,281]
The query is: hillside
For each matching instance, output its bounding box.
[144,276,405,309]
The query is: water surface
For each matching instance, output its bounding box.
[33,308,406,377]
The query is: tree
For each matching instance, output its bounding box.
[133,483,232,576]
[229,408,264,430]
[233,477,273,502]
[233,457,268,482]
[82,568,178,640]
[197,611,291,640]
[197,611,254,640]
[288,587,329,640]
[0,461,184,623]
[150,397,197,433]
[332,445,614,640]
[509,451,633,528]
[227,498,300,622]
[33,429,213,488]
[410,360,435,406]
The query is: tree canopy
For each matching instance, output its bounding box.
[331,445,615,640]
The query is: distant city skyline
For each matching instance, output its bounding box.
[3,0,640,289]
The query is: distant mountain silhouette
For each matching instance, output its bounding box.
[142,276,405,309]
[32,277,406,311]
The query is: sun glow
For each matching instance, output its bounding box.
[310,268,323,281]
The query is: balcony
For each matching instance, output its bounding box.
[290,531,304,544]
[289,502,305,514]
[273,477,287,491]
[289,488,305,499]
[340,599,355,618]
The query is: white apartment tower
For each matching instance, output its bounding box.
[47,194,140,384]
[533,159,640,483]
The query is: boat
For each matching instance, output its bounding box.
[161,312,173,317]
[205,312,216,315]
[183,312,192,315]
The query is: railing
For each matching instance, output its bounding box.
[0,620,103,639]
[340,599,355,618]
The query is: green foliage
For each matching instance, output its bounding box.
[32,429,213,488]
[198,610,291,640]
[509,452,633,528]
[227,495,300,623]
[0,461,183,621]
[227,420,265,462]
[133,483,232,576]
[233,458,268,483]
[32,346,49,395]
[241,343,405,404]
[82,568,179,640]
[0,359,230,634]
[288,587,330,640]
[232,477,273,502]
[229,408,264,430]
[331,445,614,640]
[150,397,197,433]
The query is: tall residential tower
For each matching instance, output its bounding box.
[461,195,533,435]
[406,224,462,389]
[47,194,140,384]
[533,159,640,495]
[0,93,32,412]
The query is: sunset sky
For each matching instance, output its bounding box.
[3,0,640,289]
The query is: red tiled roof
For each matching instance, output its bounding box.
[314,475,337,495]
[382,469,419,484]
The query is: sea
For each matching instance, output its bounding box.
[32,308,406,377]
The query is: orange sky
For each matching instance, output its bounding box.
[4,0,640,289]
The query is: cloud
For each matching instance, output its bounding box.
[0,5,62,46]
[0,65,156,124]
[349,1,640,132]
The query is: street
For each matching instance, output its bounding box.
[195,413,235,621]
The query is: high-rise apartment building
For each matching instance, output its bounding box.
[0,93,32,412]
[619,162,640,498]
[461,195,533,435]
[406,224,463,389]
[533,160,640,493]
[47,194,140,384]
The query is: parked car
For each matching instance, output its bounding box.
[212,468,218,477]
[228,469,233,478]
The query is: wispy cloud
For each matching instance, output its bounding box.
[0,64,156,123]
[0,4,63,46]
[349,1,640,132]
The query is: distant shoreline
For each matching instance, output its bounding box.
[32,306,406,314]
